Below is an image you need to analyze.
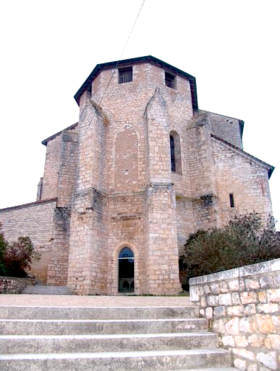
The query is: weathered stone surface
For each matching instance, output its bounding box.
[233,348,255,361]
[267,289,280,303]
[219,293,232,306]
[190,261,280,371]
[222,335,235,347]
[257,303,278,314]
[240,292,258,304]
[207,295,219,306]
[232,292,241,305]
[227,306,245,317]
[245,279,260,290]
[256,314,275,334]
[234,358,247,370]
[247,364,257,371]
[268,335,280,350]
[228,279,239,291]
[214,306,226,317]
[258,291,267,303]
[205,307,213,319]
[225,317,239,335]
[245,304,256,315]
[234,335,248,347]
[248,334,264,347]
[239,317,256,334]
[256,351,278,370]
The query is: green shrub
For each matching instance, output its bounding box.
[181,213,280,287]
[0,223,7,276]
[0,224,40,277]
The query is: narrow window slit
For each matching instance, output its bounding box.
[229,193,235,208]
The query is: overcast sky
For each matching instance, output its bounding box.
[0,0,279,228]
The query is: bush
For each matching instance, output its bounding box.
[181,213,280,286]
[0,225,40,277]
[0,223,7,276]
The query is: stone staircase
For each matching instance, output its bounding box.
[0,303,237,370]
[22,285,73,295]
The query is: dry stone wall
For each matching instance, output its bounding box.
[0,276,35,294]
[190,259,280,371]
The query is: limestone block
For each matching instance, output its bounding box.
[227,305,245,317]
[207,295,219,306]
[247,364,257,371]
[257,303,278,314]
[228,279,239,291]
[245,304,257,315]
[225,317,239,335]
[267,289,280,303]
[256,351,278,370]
[232,292,241,305]
[219,293,232,306]
[234,358,247,371]
[267,334,280,350]
[245,279,260,290]
[239,317,256,334]
[248,334,264,347]
[233,348,255,361]
[222,335,235,347]
[240,292,258,304]
[205,307,213,319]
[214,306,226,317]
[258,291,267,303]
[235,335,249,348]
[256,314,275,334]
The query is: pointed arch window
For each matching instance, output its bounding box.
[170,131,182,175]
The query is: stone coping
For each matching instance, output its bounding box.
[0,198,57,213]
[189,258,280,286]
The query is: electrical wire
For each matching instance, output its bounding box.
[99,0,146,105]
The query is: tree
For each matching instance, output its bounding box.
[181,213,280,286]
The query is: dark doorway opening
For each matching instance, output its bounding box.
[118,247,134,293]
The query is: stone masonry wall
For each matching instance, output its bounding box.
[212,137,272,227]
[0,199,57,283]
[0,276,35,294]
[190,259,280,371]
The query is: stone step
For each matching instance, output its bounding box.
[0,332,218,354]
[154,369,237,371]
[0,349,233,370]
[21,285,73,295]
[0,318,208,335]
[0,305,199,320]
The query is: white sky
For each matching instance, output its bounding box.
[0,0,279,229]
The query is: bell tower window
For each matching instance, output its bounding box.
[119,67,133,84]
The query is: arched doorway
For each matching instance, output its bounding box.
[118,247,134,293]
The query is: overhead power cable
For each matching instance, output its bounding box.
[99,0,146,105]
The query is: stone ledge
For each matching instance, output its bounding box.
[189,258,280,286]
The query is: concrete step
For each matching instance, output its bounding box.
[0,348,233,370]
[0,318,208,335]
[21,285,73,295]
[0,332,218,354]
[0,305,199,320]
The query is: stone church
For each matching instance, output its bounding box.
[0,56,274,295]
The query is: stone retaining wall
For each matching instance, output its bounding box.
[0,276,35,294]
[189,258,280,371]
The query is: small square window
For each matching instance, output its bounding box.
[119,67,133,84]
[165,72,176,89]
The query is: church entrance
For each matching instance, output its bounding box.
[118,247,134,293]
